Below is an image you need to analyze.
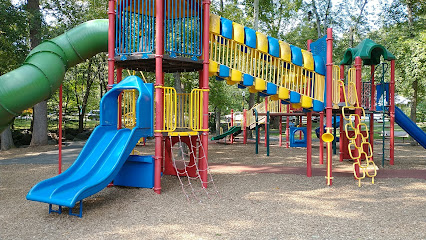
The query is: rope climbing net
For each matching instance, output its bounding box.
[167,134,219,202]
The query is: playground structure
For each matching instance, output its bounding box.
[0,0,426,217]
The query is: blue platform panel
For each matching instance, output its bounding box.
[267,36,280,58]
[313,99,324,112]
[115,155,154,188]
[265,82,278,95]
[313,55,326,75]
[290,45,303,67]
[290,91,301,103]
[221,17,233,39]
[219,65,230,78]
[244,27,257,49]
[242,74,254,86]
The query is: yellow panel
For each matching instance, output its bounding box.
[301,50,314,71]
[249,86,258,93]
[254,78,266,91]
[256,32,268,53]
[291,102,302,109]
[209,60,218,76]
[231,69,242,82]
[270,95,280,101]
[233,22,244,44]
[168,131,199,136]
[278,87,290,100]
[210,14,221,34]
[226,79,238,85]
[279,41,291,62]
[301,95,313,109]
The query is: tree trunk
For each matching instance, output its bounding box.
[215,108,221,135]
[31,101,48,146]
[28,0,46,146]
[78,59,94,132]
[1,125,15,151]
[406,0,417,145]
[311,0,322,38]
[173,72,183,93]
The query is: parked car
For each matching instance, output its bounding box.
[87,110,100,120]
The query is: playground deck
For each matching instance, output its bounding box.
[1,138,425,239]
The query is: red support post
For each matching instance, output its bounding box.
[319,111,324,164]
[286,104,290,148]
[243,109,247,144]
[325,28,333,186]
[354,56,362,178]
[307,39,312,51]
[107,0,116,89]
[117,67,123,129]
[199,0,211,188]
[307,111,312,177]
[339,113,344,162]
[154,0,165,194]
[264,97,268,147]
[58,85,62,174]
[389,60,395,165]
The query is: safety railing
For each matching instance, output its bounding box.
[332,65,340,108]
[361,82,371,109]
[245,99,283,128]
[155,87,206,132]
[115,0,156,56]
[164,0,203,59]
[210,32,325,102]
[115,0,203,59]
[189,89,208,131]
[122,89,137,128]
[347,67,357,106]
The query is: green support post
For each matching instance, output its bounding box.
[266,111,270,156]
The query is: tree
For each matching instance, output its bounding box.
[0,0,28,150]
[27,0,48,146]
[377,0,426,125]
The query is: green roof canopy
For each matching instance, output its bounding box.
[340,39,395,65]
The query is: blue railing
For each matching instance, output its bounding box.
[116,0,156,57]
[164,0,202,60]
[115,0,202,61]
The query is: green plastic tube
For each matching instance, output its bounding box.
[0,19,108,133]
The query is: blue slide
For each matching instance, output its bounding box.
[394,106,426,148]
[27,76,154,213]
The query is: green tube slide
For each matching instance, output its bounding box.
[0,19,108,133]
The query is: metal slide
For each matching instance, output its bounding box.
[211,126,242,141]
[27,76,154,214]
[394,106,426,149]
[0,19,108,133]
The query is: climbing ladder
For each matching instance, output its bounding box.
[338,73,377,187]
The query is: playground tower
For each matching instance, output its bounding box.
[108,0,211,194]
